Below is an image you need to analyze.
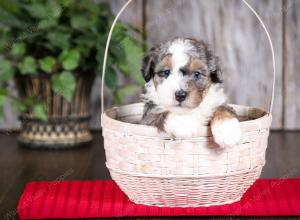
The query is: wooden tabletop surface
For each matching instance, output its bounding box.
[0,131,299,220]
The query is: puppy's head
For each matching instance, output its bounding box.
[141,38,222,109]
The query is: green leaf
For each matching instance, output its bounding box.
[0,31,10,53]
[0,106,4,120]
[115,85,139,104]
[0,88,8,107]
[58,49,80,71]
[12,99,27,113]
[39,56,56,73]
[22,96,35,107]
[98,2,112,16]
[73,0,100,16]
[46,32,70,49]
[71,15,92,30]
[117,37,144,85]
[0,1,21,14]
[23,1,62,20]
[51,71,76,102]
[17,31,43,43]
[23,4,49,19]
[0,10,24,28]
[47,1,62,19]
[95,38,105,72]
[74,34,96,48]
[74,34,95,57]
[18,56,37,75]
[112,23,128,42]
[105,66,117,89]
[110,43,125,61]
[38,19,57,29]
[0,59,14,81]
[11,42,26,57]
[33,103,48,121]
[57,0,73,7]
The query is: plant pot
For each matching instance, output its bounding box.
[14,72,95,149]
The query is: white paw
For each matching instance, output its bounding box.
[211,118,242,148]
[164,114,199,139]
[165,125,197,139]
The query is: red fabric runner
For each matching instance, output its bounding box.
[18,179,300,219]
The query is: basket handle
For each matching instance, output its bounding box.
[101,0,276,115]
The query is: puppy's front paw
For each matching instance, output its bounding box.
[164,125,197,139]
[211,118,242,148]
[164,114,199,139]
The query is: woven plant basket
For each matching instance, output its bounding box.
[15,72,95,148]
[101,0,276,207]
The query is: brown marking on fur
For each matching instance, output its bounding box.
[156,111,169,132]
[141,103,169,132]
[171,57,212,108]
[211,106,238,125]
[162,54,173,69]
[155,54,173,72]
[153,54,173,88]
[189,58,208,76]
[186,38,222,83]
[141,111,169,132]
[186,82,204,107]
[185,75,212,108]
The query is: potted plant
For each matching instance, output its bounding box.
[0,0,143,148]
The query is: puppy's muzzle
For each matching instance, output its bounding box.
[175,90,187,102]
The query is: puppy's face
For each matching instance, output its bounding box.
[142,38,222,109]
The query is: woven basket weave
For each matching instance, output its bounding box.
[102,103,271,207]
[101,0,276,207]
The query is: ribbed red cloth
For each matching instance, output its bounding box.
[18,179,300,219]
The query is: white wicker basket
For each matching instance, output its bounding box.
[100,0,276,207]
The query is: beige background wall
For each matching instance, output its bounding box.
[0,0,299,130]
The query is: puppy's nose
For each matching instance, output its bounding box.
[175,90,187,102]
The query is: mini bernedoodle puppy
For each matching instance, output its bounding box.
[140,37,242,148]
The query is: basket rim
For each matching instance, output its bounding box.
[101,102,272,138]
[107,163,264,179]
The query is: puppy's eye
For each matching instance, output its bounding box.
[158,69,171,78]
[193,71,204,80]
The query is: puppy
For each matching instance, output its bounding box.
[140,38,241,148]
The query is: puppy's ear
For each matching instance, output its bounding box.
[205,45,222,83]
[141,47,156,83]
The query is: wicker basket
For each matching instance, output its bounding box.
[102,103,271,207]
[100,0,276,207]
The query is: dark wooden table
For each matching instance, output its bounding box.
[0,131,299,220]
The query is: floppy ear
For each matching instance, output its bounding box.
[141,47,156,83]
[205,46,222,83]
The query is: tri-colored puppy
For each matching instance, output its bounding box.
[140,37,241,148]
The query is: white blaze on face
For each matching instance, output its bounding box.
[156,39,192,108]
[168,39,191,69]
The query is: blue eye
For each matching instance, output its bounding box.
[158,69,171,78]
[194,71,203,80]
